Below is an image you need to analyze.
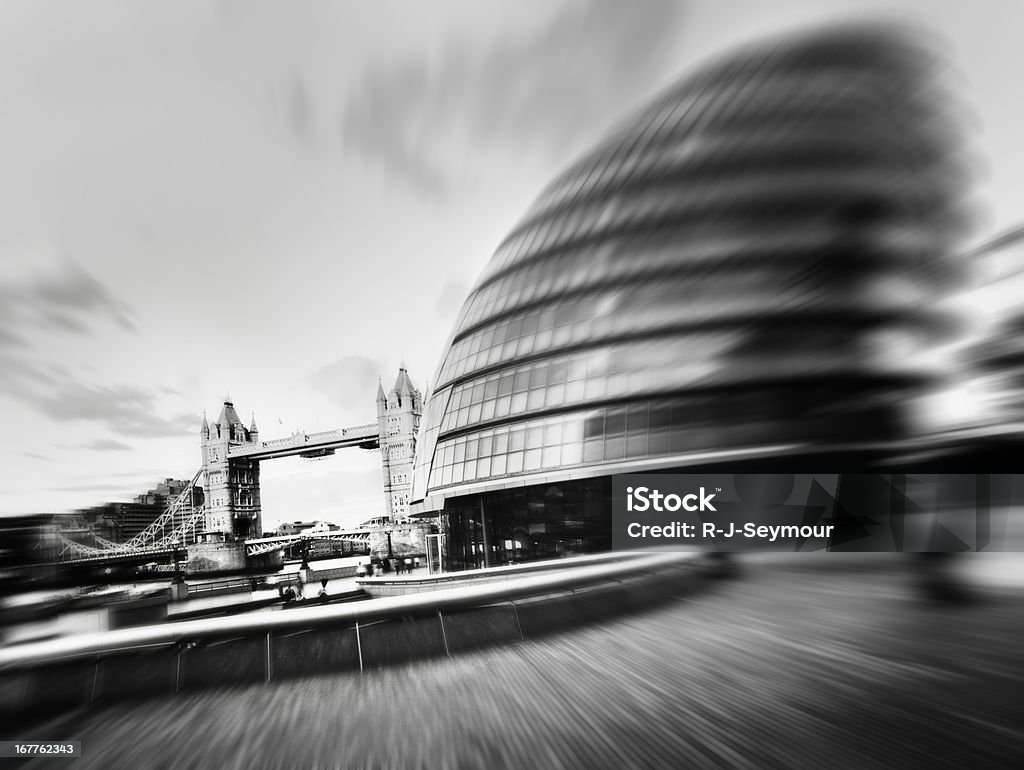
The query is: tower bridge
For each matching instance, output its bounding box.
[54,368,424,570]
[200,366,421,540]
[227,423,380,462]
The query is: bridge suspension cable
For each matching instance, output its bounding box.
[57,469,206,560]
[119,468,205,550]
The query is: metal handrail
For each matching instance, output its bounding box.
[0,552,691,671]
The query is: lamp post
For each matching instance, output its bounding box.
[385,530,394,559]
[169,538,188,601]
[171,539,183,584]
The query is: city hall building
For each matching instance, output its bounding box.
[409,27,971,571]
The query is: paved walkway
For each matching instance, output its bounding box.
[15,555,1024,769]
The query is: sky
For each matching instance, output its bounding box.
[2,0,1023,530]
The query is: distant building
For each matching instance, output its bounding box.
[360,515,396,528]
[276,521,320,536]
[78,477,197,543]
[0,514,62,568]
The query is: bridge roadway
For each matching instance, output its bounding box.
[227,422,379,461]
[13,555,1023,769]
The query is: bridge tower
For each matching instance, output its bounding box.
[377,367,422,520]
[200,401,263,540]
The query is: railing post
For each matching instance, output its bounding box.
[355,622,364,674]
[175,647,182,693]
[90,658,100,703]
[265,633,273,683]
[511,601,526,641]
[438,611,450,658]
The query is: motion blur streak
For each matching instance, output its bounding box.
[411,20,980,525]
[6,17,1024,770]
[14,556,1023,769]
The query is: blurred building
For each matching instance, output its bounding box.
[410,26,972,570]
[276,521,322,536]
[360,515,397,528]
[0,514,63,571]
[79,478,196,543]
[960,227,1024,429]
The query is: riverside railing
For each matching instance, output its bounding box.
[2,551,698,724]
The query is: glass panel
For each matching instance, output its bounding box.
[562,419,584,443]
[605,407,626,437]
[507,452,524,473]
[542,446,561,468]
[626,434,648,458]
[627,404,649,434]
[604,436,625,460]
[511,392,528,413]
[524,448,543,471]
[648,431,671,456]
[480,400,496,421]
[562,443,583,465]
[526,426,544,449]
[527,389,545,410]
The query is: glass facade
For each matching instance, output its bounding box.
[441,479,614,572]
[410,27,971,569]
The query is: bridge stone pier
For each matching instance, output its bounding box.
[196,368,423,556]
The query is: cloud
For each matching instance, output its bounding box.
[0,249,136,350]
[52,482,146,494]
[20,451,52,462]
[340,0,685,198]
[267,70,318,147]
[82,438,134,451]
[307,354,387,414]
[0,248,197,438]
[21,382,198,438]
[0,248,137,394]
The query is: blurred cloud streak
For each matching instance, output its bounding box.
[0,248,195,440]
[340,0,686,198]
